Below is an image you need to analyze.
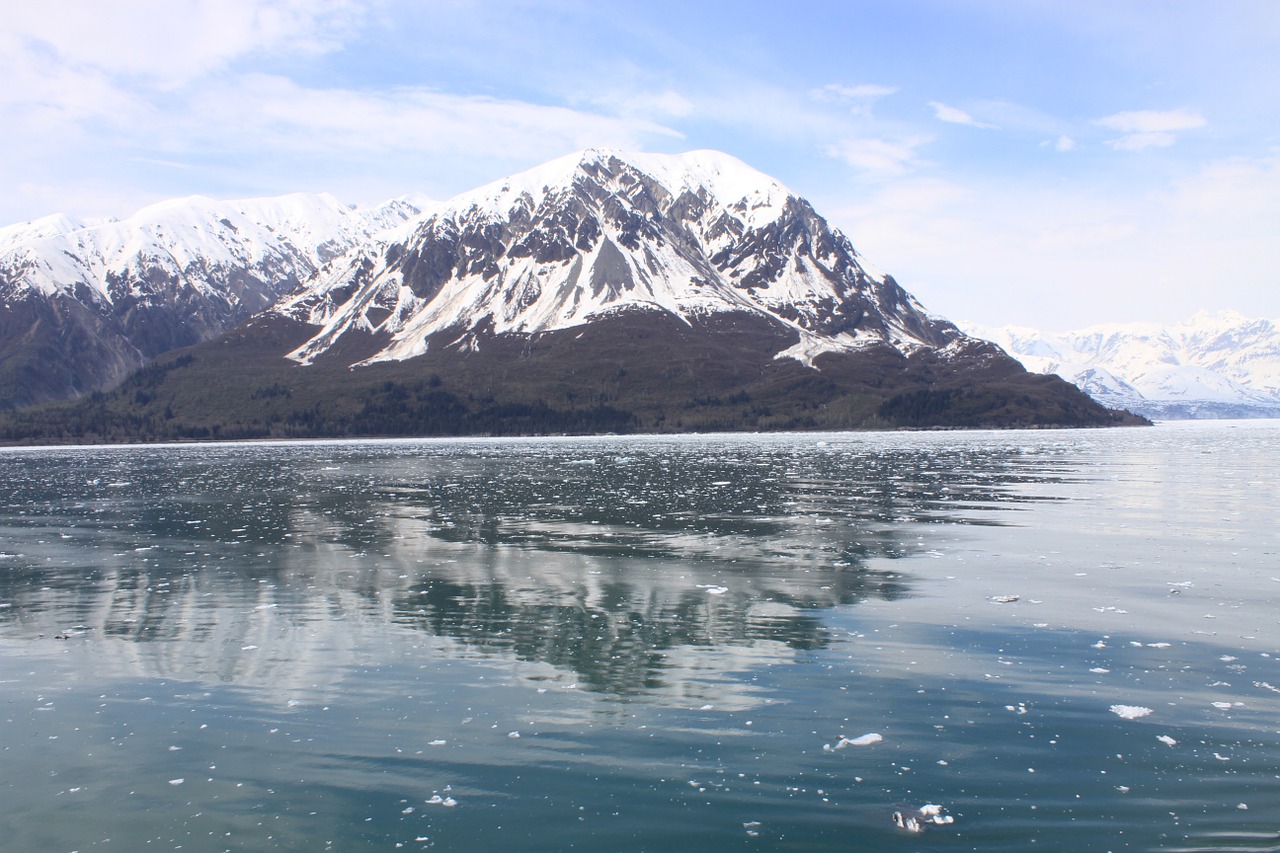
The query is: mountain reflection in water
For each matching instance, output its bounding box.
[2,426,1278,852]
[0,435,1062,700]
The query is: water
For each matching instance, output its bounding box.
[0,422,1277,851]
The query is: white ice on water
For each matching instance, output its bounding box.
[823,732,882,750]
[892,803,955,833]
[1110,705,1153,720]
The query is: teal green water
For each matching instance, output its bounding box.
[1,423,1278,851]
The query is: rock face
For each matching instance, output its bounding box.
[0,193,422,408]
[0,149,1144,442]
[967,311,1280,419]
[275,149,960,368]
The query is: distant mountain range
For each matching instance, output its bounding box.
[0,149,1140,443]
[967,311,1280,419]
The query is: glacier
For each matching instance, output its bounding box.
[966,310,1280,419]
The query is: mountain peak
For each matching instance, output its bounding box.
[0,150,1144,435]
[278,148,957,368]
[440,149,792,229]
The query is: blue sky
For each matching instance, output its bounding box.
[3,0,1278,329]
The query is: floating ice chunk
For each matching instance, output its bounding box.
[168,778,184,785]
[1156,735,1177,747]
[507,731,521,739]
[703,586,728,595]
[1237,803,1248,810]
[1090,668,1110,674]
[743,820,761,837]
[426,794,457,807]
[1220,655,1238,662]
[1211,701,1235,710]
[1147,642,1171,648]
[1110,705,1153,720]
[429,739,447,746]
[847,732,882,746]
[989,595,1019,603]
[825,732,883,751]
[892,803,954,832]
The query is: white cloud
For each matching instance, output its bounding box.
[1095,109,1206,134]
[1107,132,1178,151]
[1055,135,1076,152]
[813,83,899,101]
[823,135,930,178]
[193,74,682,156]
[928,101,997,129]
[817,151,1280,329]
[5,0,361,85]
[811,83,898,116]
[579,88,694,121]
[1096,108,1206,152]
[0,66,689,221]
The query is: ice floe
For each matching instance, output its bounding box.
[1110,705,1153,720]
[892,803,954,833]
[823,732,882,751]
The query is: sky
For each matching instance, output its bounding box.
[2,0,1278,330]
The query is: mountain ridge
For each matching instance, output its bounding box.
[966,310,1280,419]
[276,149,958,371]
[0,191,424,407]
[0,148,1144,442]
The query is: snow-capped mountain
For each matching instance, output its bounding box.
[967,311,1280,419]
[0,192,423,407]
[276,149,959,368]
[0,148,1141,441]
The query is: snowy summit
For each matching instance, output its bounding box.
[277,149,955,367]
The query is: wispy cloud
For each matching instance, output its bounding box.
[6,0,362,85]
[1096,108,1206,151]
[823,135,930,178]
[811,83,898,116]
[814,83,899,101]
[928,101,997,129]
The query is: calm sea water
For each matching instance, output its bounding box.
[1,422,1277,851]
